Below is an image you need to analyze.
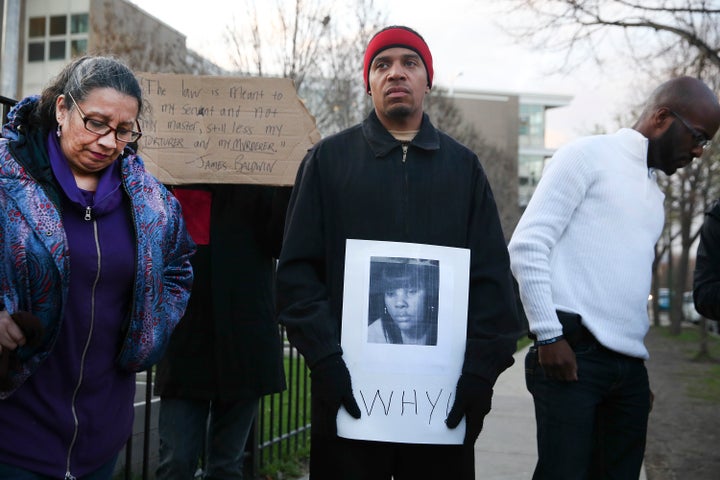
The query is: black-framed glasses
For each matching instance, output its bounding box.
[669,110,711,151]
[67,92,142,143]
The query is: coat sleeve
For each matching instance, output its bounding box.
[275,151,342,368]
[463,159,521,384]
[694,201,720,321]
[159,189,196,323]
[118,179,196,372]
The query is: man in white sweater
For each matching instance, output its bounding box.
[508,76,720,480]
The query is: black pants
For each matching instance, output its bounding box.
[525,314,650,480]
[309,434,475,480]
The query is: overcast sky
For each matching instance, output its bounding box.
[129,0,645,148]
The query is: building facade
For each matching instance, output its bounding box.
[450,88,571,235]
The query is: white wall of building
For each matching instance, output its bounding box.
[23,0,89,96]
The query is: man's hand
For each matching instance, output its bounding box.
[649,388,655,412]
[538,339,578,381]
[446,373,493,445]
[310,355,361,437]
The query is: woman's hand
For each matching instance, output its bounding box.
[0,310,25,354]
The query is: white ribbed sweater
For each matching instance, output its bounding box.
[508,128,665,359]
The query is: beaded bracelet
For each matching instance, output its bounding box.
[535,335,564,346]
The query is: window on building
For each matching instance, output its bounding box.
[71,39,88,57]
[29,17,45,38]
[28,16,46,62]
[71,14,89,34]
[70,14,89,58]
[50,16,66,35]
[27,13,88,63]
[518,154,551,206]
[519,104,546,149]
[28,42,45,62]
[49,40,66,60]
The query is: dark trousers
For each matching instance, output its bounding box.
[525,332,650,480]
[309,436,474,480]
[156,397,258,480]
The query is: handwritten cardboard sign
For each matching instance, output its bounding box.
[338,240,470,445]
[135,73,321,186]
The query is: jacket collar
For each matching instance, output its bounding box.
[361,110,440,158]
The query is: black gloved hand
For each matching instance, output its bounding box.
[445,373,493,445]
[310,354,361,437]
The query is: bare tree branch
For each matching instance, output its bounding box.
[615,0,720,14]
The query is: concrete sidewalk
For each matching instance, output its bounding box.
[474,345,647,480]
[473,345,537,479]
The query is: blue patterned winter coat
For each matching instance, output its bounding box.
[0,96,195,397]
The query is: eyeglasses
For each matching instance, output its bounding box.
[67,92,142,143]
[669,110,711,151]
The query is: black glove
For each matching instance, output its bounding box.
[445,373,493,445]
[310,355,361,437]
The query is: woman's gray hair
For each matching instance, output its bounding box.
[33,55,143,131]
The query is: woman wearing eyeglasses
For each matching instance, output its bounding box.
[0,55,195,479]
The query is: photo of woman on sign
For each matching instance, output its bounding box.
[368,257,440,346]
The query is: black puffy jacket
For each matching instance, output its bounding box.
[694,199,720,321]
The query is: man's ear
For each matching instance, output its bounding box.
[653,107,673,128]
[646,107,674,137]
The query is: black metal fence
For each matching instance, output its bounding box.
[254,329,311,475]
[1,95,16,124]
[123,325,311,479]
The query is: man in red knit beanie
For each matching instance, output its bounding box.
[277,25,519,479]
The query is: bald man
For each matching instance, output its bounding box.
[509,76,720,480]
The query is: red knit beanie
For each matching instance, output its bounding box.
[363,26,434,93]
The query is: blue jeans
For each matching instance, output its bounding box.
[156,397,258,480]
[525,338,650,480]
[0,456,117,479]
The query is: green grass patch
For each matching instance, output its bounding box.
[516,335,532,352]
[686,364,720,403]
[259,451,310,480]
[258,354,312,479]
[658,325,720,356]
[657,325,720,404]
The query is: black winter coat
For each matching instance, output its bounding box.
[276,111,520,385]
[694,199,720,321]
[155,184,290,401]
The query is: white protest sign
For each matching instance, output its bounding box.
[338,239,470,444]
[135,73,321,186]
